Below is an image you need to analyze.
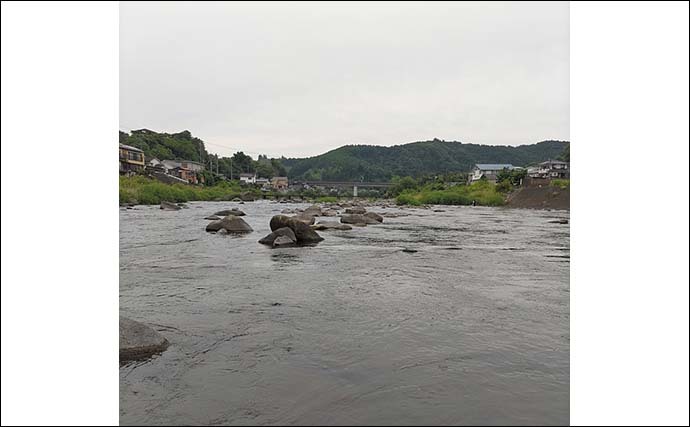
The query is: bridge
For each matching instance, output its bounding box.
[291,180,392,197]
[292,180,392,188]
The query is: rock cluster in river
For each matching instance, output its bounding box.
[267,215,324,244]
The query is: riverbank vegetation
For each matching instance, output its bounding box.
[119,176,261,205]
[395,180,506,206]
[550,179,570,189]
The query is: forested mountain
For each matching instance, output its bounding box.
[119,129,209,163]
[119,129,286,178]
[283,139,570,181]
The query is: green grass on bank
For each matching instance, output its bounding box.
[550,179,570,189]
[119,176,260,205]
[395,180,506,207]
[314,196,339,203]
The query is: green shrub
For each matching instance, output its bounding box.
[550,179,570,189]
[395,180,506,206]
[495,180,513,193]
[315,196,338,203]
[395,191,422,206]
[119,176,245,205]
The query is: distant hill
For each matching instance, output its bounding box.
[119,130,569,182]
[283,139,570,181]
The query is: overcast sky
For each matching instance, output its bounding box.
[120,2,569,158]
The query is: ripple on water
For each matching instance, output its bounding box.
[120,201,569,425]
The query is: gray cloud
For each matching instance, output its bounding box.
[120,2,569,158]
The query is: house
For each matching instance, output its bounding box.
[527,160,569,179]
[146,157,166,173]
[469,164,514,183]
[255,177,270,186]
[179,160,204,172]
[271,176,289,190]
[119,144,145,175]
[239,172,257,184]
[161,159,181,173]
[148,157,162,167]
[170,166,200,184]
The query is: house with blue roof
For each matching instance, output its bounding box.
[469,163,515,183]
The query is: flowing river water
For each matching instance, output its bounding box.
[119,200,569,425]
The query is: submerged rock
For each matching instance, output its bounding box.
[311,221,353,231]
[269,215,324,244]
[345,207,366,214]
[401,248,418,253]
[204,215,221,220]
[340,214,379,225]
[214,208,245,216]
[549,219,569,224]
[258,227,297,245]
[160,201,181,211]
[119,316,169,362]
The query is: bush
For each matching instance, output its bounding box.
[395,180,506,206]
[550,179,570,189]
[315,196,338,203]
[389,176,419,197]
[119,176,245,205]
[395,191,422,206]
[495,180,513,193]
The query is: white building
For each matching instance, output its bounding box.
[239,172,257,184]
[527,160,569,179]
[469,164,515,183]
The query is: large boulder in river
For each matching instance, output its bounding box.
[258,227,297,245]
[292,213,316,225]
[270,215,324,243]
[214,208,245,216]
[340,214,379,225]
[119,316,168,362]
[321,209,338,217]
[312,221,353,231]
[204,215,221,220]
[363,211,384,223]
[345,206,366,214]
[160,201,181,210]
[206,215,253,233]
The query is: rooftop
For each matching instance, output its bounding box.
[475,163,514,171]
[119,143,143,153]
[540,159,569,165]
[240,173,256,177]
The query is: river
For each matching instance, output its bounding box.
[119,200,569,425]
